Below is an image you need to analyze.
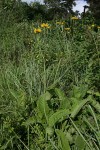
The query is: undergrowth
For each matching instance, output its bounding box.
[0,18,100,149]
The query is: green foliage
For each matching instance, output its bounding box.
[48,109,69,127]
[44,0,76,18]
[56,129,71,150]
[85,0,100,22]
[0,0,29,23]
[0,15,100,149]
[37,91,51,119]
[75,135,86,150]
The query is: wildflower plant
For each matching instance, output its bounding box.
[71,16,79,20]
[34,28,42,33]
[64,27,71,31]
[41,23,50,28]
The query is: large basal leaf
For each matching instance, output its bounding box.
[56,129,71,150]
[70,98,89,119]
[55,88,71,109]
[75,135,86,150]
[37,91,51,119]
[48,109,69,127]
[55,88,66,101]
[90,96,100,113]
[72,85,88,99]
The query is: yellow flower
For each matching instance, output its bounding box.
[91,24,95,27]
[97,26,100,29]
[56,21,65,25]
[41,23,50,28]
[34,28,42,33]
[61,21,65,25]
[56,22,60,24]
[71,16,78,20]
[65,28,71,31]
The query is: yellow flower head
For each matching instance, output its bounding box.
[41,23,50,28]
[71,16,78,20]
[91,24,95,27]
[61,21,65,25]
[65,28,71,31]
[56,22,61,25]
[97,26,100,29]
[34,28,42,33]
[56,21,65,25]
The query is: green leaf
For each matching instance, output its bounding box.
[69,117,93,150]
[94,92,100,97]
[72,85,88,99]
[72,86,81,99]
[37,91,51,119]
[87,91,100,97]
[55,88,66,100]
[70,98,89,118]
[56,129,71,150]
[75,135,86,150]
[46,127,54,136]
[55,88,70,109]
[90,96,100,113]
[48,109,69,127]
[22,117,36,127]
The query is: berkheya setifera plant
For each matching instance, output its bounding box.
[22,84,100,150]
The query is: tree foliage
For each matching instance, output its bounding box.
[0,0,100,22]
[0,0,30,22]
[84,0,100,22]
[44,0,76,18]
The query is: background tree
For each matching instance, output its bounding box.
[84,0,100,23]
[0,0,48,22]
[0,0,29,23]
[30,2,47,21]
[44,0,76,19]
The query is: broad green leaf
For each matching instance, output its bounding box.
[94,92,100,97]
[71,99,89,118]
[72,85,88,99]
[87,90,100,97]
[56,129,71,150]
[55,88,66,101]
[46,127,54,136]
[72,85,81,99]
[70,118,93,150]
[90,96,100,113]
[55,88,70,109]
[66,132,73,143]
[48,109,69,127]
[75,135,86,150]
[37,91,51,119]
[22,117,36,127]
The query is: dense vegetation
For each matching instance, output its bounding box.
[0,0,100,150]
[0,0,100,22]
